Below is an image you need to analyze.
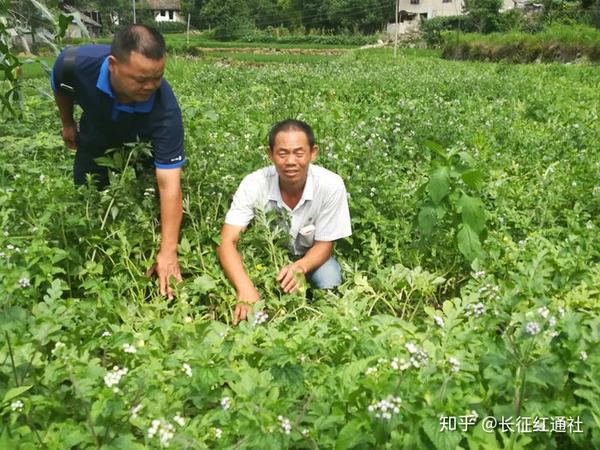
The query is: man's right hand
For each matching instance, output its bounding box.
[233,287,260,326]
[61,124,77,149]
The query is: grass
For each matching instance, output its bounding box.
[442,24,600,63]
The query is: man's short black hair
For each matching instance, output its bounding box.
[268,119,315,150]
[111,24,166,62]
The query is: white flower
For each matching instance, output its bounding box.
[39,174,46,183]
[405,342,418,354]
[558,307,565,317]
[214,427,223,439]
[525,321,541,336]
[299,354,306,363]
[52,341,66,355]
[366,366,378,375]
[148,419,175,446]
[277,415,292,434]
[473,270,485,279]
[252,311,269,326]
[465,302,486,318]
[18,277,30,288]
[548,316,557,327]
[368,396,401,419]
[586,221,593,230]
[123,343,137,354]
[221,396,231,411]
[580,351,588,361]
[6,244,14,250]
[448,356,460,373]
[11,400,24,411]
[173,414,185,427]
[538,306,550,319]
[301,428,309,437]
[434,316,445,327]
[391,357,411,371]
[182,363,192,377]
[104,366,128,388]
[131,403,143,418]
[101,331,112,337]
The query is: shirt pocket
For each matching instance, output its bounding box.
[297,223,316,252]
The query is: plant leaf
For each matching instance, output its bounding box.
[457,224,483,262]
[457,193,486,234]
[428,167,450,205]
[3,385,33,404]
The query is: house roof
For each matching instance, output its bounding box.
[62,4,101,27]
[146,0,182,10]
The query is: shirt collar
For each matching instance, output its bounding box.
[268,165,314,210]
[96,56,155,113]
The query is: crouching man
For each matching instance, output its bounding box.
[217,119,352,325]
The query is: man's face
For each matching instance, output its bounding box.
[269,129,318,187]
[108,51,165,103]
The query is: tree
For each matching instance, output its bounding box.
[464,0,503,33]
[201,0,252,39]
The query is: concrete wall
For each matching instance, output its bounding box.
[397,0,516,20]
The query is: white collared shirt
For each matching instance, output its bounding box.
[224,164,352,256]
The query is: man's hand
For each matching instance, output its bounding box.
[233,286,260,325]
[61,124,77,149]
[147,251,182,300]
[277,262,306,294]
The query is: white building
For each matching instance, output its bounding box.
[389,0,520,34]
[146,0,184,23]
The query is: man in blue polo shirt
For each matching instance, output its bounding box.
[51,25,184,299]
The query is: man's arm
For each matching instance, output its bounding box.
[217,223,260,325]
[54,92,77,149]
[152,167,183,300]
[277,241,333,293]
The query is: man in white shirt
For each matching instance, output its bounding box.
[217,119,352,325]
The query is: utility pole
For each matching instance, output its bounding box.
[394,0,399,57]
[132,0,136,24]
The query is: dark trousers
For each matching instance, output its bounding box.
[73,142,154,190]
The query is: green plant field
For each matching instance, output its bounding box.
[1,49,599,449]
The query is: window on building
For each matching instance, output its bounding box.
[410,0,419,4]
[160,10,166,16]
[442,0,452,3]
[169,10,174,20]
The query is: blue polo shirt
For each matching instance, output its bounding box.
[51,45,185,169]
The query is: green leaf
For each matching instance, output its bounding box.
[460,169,483,190]
[3,385,33,404]
[423,140,448,161]
[335,419,368,450]
[457,194,486,234]
[418,206,437,236]
[457,224,483,262]
[29,0,57,25]
[423,416,462,450]
[428,167,450,205]
[192,275,216,294]
[58,13,72,39]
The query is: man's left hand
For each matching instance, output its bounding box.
[276,262,306,294]
[147,251,183,300]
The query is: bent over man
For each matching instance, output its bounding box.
[50,25,184,299]
[217,119,352,325]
